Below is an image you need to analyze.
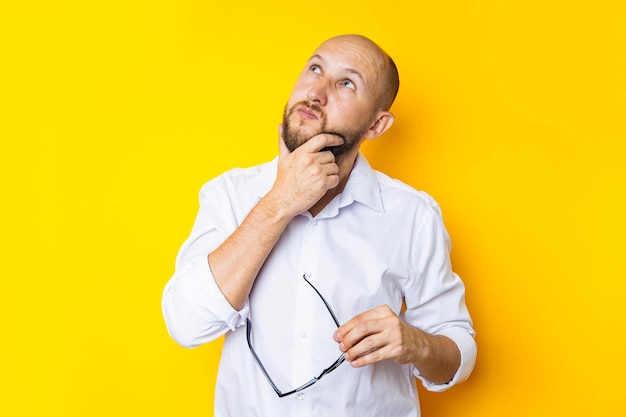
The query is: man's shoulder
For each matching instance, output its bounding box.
[200,159,276,191]
[374,170,442,214]
[213,159,275,180]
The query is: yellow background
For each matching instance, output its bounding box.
[2,0,625,416]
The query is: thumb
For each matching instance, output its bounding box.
[278,124,290,159]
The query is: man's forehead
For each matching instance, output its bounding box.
[313,37,381,62]
[309,40,383,81]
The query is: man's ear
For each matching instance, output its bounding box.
[364,111,394,139]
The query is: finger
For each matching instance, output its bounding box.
[301,133,344,153]
[337,319,380,354]
[315,150,340,165]
[334,316,362,343]
[347,342,394,368]
[345,332,382,359]
[334,306,387,343]
[278,125,290,159]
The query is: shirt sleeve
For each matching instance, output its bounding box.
[161,180,250,348]
[404,196,477,392]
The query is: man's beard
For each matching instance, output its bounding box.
[282,101,368,160]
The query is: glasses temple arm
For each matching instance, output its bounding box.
[302,274,341,327]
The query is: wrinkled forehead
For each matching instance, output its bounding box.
[312,36,388,89]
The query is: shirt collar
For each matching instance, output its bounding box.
[340,153,384,212]
[241,153,384,213]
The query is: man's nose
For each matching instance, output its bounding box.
[306,80,328,106]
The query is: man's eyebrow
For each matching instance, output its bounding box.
[345,68,364,83]
[307,54,324,64]
[307,54,365,83]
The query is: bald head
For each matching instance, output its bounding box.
[283,34,398,156]
[317,35,399,111]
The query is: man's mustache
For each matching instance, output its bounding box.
[290,101,325,121]
[291,102,344,139]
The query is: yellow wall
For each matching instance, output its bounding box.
[2,0,625,415]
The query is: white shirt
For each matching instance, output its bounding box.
[162,154,476,417]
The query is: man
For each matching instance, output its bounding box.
[162,34,476,416]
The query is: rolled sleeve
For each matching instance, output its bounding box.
[162,253,248,348]
[415,326,477,392]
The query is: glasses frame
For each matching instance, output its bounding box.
[246,274,346,398]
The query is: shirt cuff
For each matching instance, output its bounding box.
[178,255,249,331]
[415,327,477,392]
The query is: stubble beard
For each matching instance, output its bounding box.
[282,101,368,162]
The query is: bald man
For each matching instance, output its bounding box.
[163,35,476,416]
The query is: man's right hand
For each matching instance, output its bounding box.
[267,127,344,218]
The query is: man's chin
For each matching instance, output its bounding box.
[283,127,322,153]
[320,145,341,155]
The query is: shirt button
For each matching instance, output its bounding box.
[297,393,306,400]
[299,331,308,339]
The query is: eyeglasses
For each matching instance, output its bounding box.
[246,273,346,398]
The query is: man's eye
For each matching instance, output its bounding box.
[341,80,355,90]
[310,65,321,74]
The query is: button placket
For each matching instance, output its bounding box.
[291,220,321,394]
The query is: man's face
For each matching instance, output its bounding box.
[282,37,385,158]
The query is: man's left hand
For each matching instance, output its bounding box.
[333,304,462,384]
[333,305,421,367]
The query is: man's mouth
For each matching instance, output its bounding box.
[296,105,318,120]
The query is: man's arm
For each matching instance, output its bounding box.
[208,132,344,310]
